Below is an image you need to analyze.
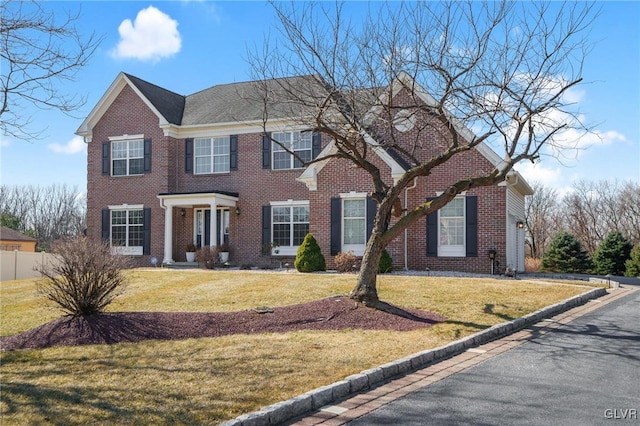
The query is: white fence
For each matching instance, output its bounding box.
[0,250,61,281]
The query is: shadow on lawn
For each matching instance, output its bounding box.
[0,313,176,351]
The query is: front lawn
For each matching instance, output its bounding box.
[1,269,593,424]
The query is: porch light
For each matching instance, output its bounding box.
[180,208,186,217]
[516,221,524,229]
[235,207,241,216]
[488,250,496,260]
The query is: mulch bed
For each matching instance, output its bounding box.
[0,296,446,351]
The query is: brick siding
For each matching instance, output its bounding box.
[87,80,513,272]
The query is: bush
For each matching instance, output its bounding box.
[525,257,542,273]
[542,231,591,273]
[36,237,131,317]
[195,246,218,269]
[379,249,393,273]
[592,231,632,276]
[625,244,640,277]
[294,233,326,272]
[335,251,360,273]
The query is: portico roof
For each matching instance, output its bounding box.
[157,191,239,208]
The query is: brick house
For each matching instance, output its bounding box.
[0,226,37,252]
[77,72,532,273]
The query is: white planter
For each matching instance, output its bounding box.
[186,252,196,263]
[219,251,229,263]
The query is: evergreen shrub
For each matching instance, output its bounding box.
[592,231,632,276]
[294,233,326,272]
[624,244,640,277]
[542,231,591,273]
[379,249,393,273]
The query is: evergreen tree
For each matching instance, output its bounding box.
[592,231,632,276]
[542,231,591,273]
[624,244,640,277]
[294,233,326,272]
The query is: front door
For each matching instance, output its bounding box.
[195,208,229,248]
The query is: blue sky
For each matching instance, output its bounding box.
[1,1,639,195]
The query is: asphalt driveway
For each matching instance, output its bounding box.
[349,288,640,426]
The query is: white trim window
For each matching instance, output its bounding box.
[271,201,309,255]
[194,136,230,174]
[110,207,144,255]
[438,197,465,257]
[112,139,144,176]
[343,198,366,256]
[272,132,312,170]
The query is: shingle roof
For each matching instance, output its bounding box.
[124,73,186,125]
[181,75,325,125]
[0,226,37,242]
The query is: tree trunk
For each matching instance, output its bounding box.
[350,236,384,306]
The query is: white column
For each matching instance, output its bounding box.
[163,205,174,264]
[210,202,218,248]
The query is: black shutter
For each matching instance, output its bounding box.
[143,207,151,255]
[426,197,438,257]
[262,205,271,246]
[143,138,152,172]
[102,142,110,175]
[366,196,377,239]
[262,133,271,169]
[312,132,322,159]
[229,135,238,171]
[330,197,341,255]
[465,196,478,257]
[101,208,110,241]
[185,138,193,173]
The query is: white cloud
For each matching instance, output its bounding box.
[111,6,182,62]
[48,136,86,155]
[516,161,576,197]
[516,161,562,186]
[0,136,12,148]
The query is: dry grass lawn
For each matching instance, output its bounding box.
[1,269,596,424]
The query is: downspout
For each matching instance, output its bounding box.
[404,178,418,270]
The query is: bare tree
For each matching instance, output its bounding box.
[0,184,86,250]
[524,183,561,258]
[1,0,101,140]
[249,1,596,307]
[618,181,640,246]
[561,180,640,253]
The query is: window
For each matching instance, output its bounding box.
[330,195,374,256]
[438,197,465,257]
[110,208,144,255]
[272,132,312,170]
[112,139,144,176]
[272,205,309,249]
[342,198,366,254]
[343,199,366,245]
[194,137,230,174]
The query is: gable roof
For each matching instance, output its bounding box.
[124,73,185,125]
[77,73,326,139]
[0,226,37,242]
[299,72,533,196]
